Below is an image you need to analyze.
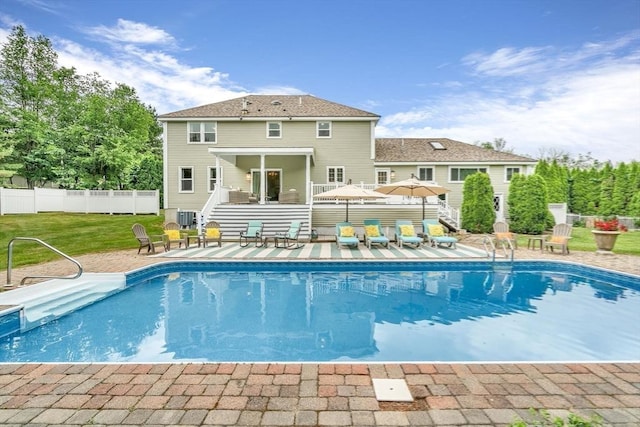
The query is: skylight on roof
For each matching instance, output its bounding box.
[430,141,446,150]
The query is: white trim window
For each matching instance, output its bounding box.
[179,167,194,193]
[267,121,282,138]
[449,167,488,183]
[375,168,391,185]
[417,167,434,181]
[327,166,345,184]
[208,166,220,192]
[505,167,520,182]
[317,121,331,138]
[188,122,216,143]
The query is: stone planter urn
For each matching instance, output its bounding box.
[592,230,621,254]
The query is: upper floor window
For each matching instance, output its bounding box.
[208,166,220,192]
[179,167,194,192]
[417,167,434,181]
[188,122,216,143]
[267,121,281,138]
[375,169,390,185]
[449,167,488,182]
[505,167,520,182]
[317,121,331,138]
[327,166,345,184]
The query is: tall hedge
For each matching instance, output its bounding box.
[461,172,495,233]
[508,174,550,234]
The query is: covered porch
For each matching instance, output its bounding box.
[209,147,314,205]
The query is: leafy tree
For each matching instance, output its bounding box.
[0,26,163,190]
[569,167,600,215]
[461,172,495,233]
[0,25,59,188]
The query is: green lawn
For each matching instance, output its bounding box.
[1,213,638,270]
[514,226,639,255]
[0,212,165,269]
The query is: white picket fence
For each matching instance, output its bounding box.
[0,188,159,215]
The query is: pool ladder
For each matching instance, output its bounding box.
[5,237,83,288]
[482,235,514,262]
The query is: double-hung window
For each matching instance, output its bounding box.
[317,121,331,138]
[267,121,281,138]
[417,167,434,181]
[188,122,216,143]
[179,167,194,193]
[449,167,488,183]
[327,166,345,184]
[505,167,520,182]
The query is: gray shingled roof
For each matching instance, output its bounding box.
[375,138,536,163]
[159,95,380,119]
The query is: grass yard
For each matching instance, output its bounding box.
[514,226,639,255]
[0,213,639,270]
[0,212,165,269]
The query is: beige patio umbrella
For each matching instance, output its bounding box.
[375,175,450,219]
[313,184,388,222]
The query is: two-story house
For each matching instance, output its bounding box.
[159,95,536,237]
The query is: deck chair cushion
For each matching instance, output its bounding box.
[340,226,355,237]
[206,228,220,238]
[364,225,380,237]
[165,230,181,240]
[550,236,567,244]
[400,225,415,236]
[496,232,513,240]
[427,224,445,237]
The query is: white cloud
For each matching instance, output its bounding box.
[379,33,640,162]
[84,18,176,46]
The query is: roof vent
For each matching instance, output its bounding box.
[271,100,281,106]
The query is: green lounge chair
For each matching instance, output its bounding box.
[335,221,359,248]
[395,220,421,248]
[275,221,304,249]
[422,219,458,249]
[240,220,265,247]
[363,219,390,249]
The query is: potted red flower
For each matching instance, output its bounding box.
[592,217,626,254]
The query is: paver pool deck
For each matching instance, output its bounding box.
[1,241,639,426]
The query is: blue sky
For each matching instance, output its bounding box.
[1,0,639,163]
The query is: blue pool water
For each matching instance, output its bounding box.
[1,261,639,363]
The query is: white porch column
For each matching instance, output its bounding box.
[260,155,266,204]
[305,154,311,203]
[215,156,221,205]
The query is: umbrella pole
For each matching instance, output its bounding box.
[346,200,349,222]
[422,197,425,220]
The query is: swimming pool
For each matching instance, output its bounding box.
[1,260,638,363]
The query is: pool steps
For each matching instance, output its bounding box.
[0,273,125,333]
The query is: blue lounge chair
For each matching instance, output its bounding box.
[363,219,390,249]
[240,220,265,247]
[395,220,422,248]
[335,221,359,248]
[422,219,458,249]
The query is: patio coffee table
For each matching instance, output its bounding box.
[527,235,545,251]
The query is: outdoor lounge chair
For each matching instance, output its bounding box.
[335,221,359,248]
[363,219,389,249]
[240,220,265,247]
[544,223,573,255]
[422,219,458,249]
[163,221,188,250]
[274,221,304,249]
[493,221,517,249]
[201,221,222,247]
[132,223,165,254]
[395,220,421,248]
